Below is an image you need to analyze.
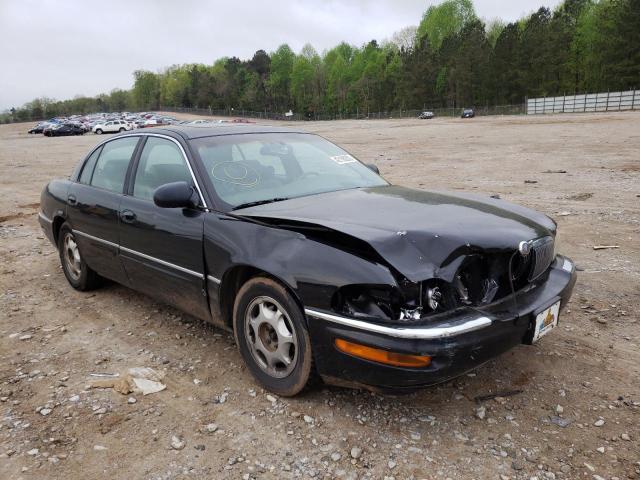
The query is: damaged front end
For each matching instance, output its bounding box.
[332,236,555,324]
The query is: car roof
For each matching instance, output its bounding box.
[149,124,309,140]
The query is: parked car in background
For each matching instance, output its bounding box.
[418,111,434,119]
[39,125,576,396]
[92,120,133,134]
[28,122,50,134]
[461,108,475,118]
[44,123,86,137]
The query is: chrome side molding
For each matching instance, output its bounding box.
[73,229,203,279]
[119,245,202,278]
[73,229,118,249]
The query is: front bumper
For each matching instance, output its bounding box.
[305,255,577,391]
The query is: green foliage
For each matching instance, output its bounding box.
[417,0,477,49]
[573,0,639,91]
[132,70,160,110]
[486,19,506,47]
[4,0,638,123]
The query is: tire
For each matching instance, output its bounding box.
[57,223,101,291]
[95,129,103,135]
[233,277,315,396]
[118,127,125,132]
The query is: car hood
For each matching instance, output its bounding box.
[237,185,556,282]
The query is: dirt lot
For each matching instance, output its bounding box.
[0,112,638,480]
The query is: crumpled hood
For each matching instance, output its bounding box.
[237,185,556,282]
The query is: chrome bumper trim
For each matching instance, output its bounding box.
[304,308,492,340]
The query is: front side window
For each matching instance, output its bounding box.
[133,137,192,201]
[191,133,387,209]
[90,137,139,193]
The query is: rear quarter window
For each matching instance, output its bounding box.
[78,146,103,184]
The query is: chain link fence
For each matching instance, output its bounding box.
[161,103,527,121]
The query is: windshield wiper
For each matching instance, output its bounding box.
[232,197,290,211]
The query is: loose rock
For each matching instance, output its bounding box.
[170,435,185,450]
[350,446,362,459]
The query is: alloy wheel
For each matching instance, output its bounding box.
[244,296,298,378]
[63,232,82,281]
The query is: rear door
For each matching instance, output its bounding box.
[67,136,141,284]
[118,135,210,321]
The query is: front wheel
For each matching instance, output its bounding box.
[118,127,125,132]
[233,277,315,396]
[58,224,101,290]
[95,129,102,134]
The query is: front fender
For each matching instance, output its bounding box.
[204,216,399,311]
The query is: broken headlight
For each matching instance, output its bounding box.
[333,284,402,322]
[333,280,458,323]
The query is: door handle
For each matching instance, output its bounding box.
[67,194,77,206]
[120,209,136,223]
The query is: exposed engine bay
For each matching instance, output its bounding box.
[332,237,555,323]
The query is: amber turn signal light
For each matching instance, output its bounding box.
[335,338,431,368]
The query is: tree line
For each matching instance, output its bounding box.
[3,0,639,123]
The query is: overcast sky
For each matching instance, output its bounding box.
[0,0,561,110]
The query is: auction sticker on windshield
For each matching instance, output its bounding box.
[533,300,560,342]
[330,154,357,164]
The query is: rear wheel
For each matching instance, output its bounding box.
[58,224,101,291]
[233,277,315,396]
[95,129,103,134]
[118,127,125,132]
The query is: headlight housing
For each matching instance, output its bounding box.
[332,245,553,323]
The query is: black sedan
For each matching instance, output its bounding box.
[44,123,86,137]
[39,125,576,395]
[28,123,49,134]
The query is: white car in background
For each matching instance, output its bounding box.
[92,120,133,134]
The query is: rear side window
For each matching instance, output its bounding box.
[90,137,139,193]
[133,137,191,201]
[79,146,102,184]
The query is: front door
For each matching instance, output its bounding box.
[118,136,210,321]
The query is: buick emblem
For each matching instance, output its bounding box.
[518,240,532,256]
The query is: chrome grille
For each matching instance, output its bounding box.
[529,236,555,280]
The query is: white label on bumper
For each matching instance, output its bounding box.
[533,301,560,342]
[562,258,573,272]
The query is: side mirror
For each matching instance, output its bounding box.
[153,181,198,209]
[366,163,380,174]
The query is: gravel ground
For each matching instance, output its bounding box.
[0,112,639,480]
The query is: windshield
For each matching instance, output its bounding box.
[191,133,387,209]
